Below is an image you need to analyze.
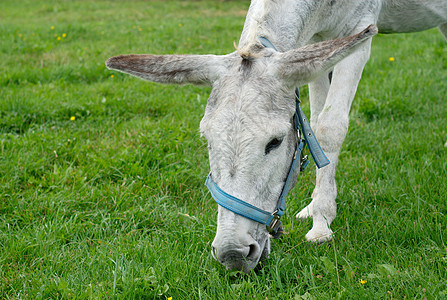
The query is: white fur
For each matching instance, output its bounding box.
[106,0,447,272]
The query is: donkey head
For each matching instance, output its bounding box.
[106,25,377,273]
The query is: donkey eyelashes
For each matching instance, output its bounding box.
[265,137,283,155]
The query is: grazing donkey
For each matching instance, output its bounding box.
[107,0,447,273]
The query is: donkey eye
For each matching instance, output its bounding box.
[265,138,283,155]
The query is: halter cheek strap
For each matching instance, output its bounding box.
[205,96,306,238]
[205,37,330,239]
[259,36,330,168]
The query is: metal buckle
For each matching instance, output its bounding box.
[300,155,309,171]
[266,210,281,233]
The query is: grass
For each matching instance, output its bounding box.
[0,0,446,299]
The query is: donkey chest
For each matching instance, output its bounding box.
[378,0,447,33]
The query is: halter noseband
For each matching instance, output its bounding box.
[205,37,330,239]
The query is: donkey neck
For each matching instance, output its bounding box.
[238,0,331,52]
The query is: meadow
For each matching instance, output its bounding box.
[0,0,446,298]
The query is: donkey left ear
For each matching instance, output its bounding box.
[275,25,378,86]
[106,54,230,86]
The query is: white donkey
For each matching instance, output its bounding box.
[107,0,447,273]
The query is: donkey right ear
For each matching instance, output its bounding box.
[275,25,378,86]
[106,54,230,86]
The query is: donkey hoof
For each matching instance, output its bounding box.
[305,227,333,243]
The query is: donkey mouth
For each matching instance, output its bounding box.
[212,238,270,273]
[219,251,258,273]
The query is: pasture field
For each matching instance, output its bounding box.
[1,0,446,299]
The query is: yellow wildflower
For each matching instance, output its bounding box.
[70,116,75,121]
[389,57,395,62]
[62,33,67,38]
[168,297,172,300]
[360,279,366,285]
[110,75,114,79]
[51,26,55,30]
[57,36,61,41]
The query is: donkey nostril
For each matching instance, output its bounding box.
[247,244,258,259]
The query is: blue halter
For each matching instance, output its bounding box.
[205,37,330,239]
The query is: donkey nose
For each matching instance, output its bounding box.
[212,241,260,271]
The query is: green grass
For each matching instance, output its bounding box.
[1,0,446,299]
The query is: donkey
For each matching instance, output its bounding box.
[107,0,447,273]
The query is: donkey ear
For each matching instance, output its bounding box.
[276,25,378,86]
[106,54,229,86]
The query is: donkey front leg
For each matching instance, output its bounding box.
[439,23,447,41]
[298,40,372,243]
[296,71,331,220]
